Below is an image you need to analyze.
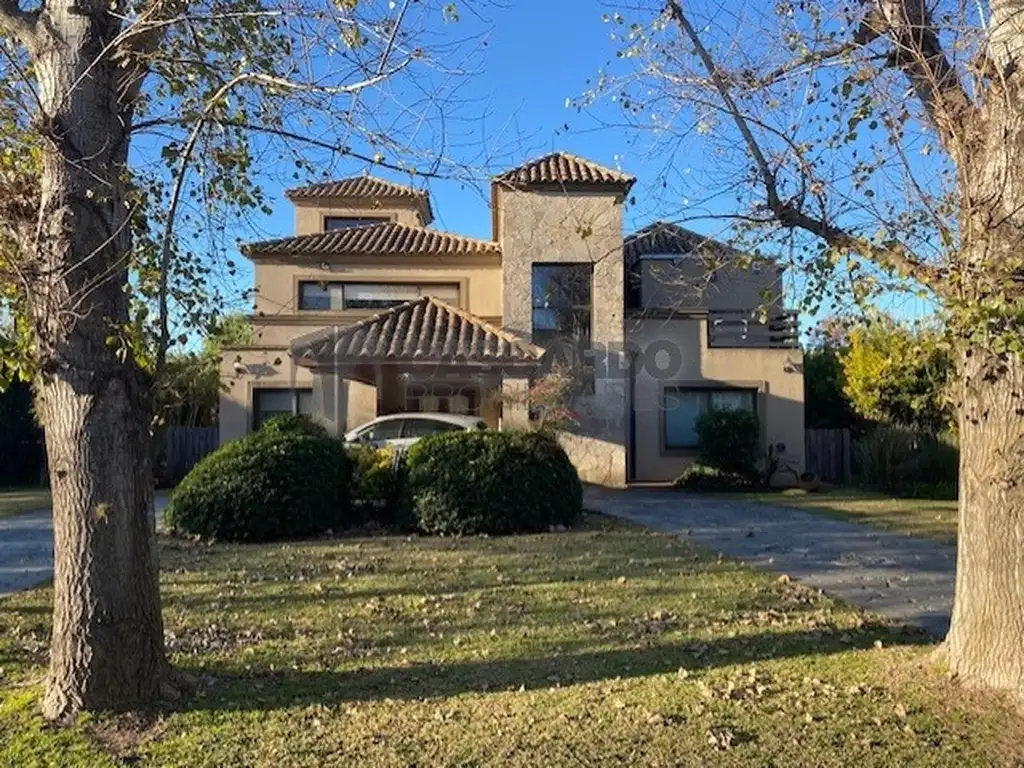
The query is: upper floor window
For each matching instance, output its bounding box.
[323,215,389,231]
[298,281,460,311]
[531,263,592,348]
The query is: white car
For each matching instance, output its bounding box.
[344,413,487,449]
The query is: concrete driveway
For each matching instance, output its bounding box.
[585,487,956,638]
[0,494,169,597]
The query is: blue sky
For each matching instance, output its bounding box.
[184,0,938,329]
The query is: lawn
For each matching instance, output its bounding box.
[1,516,1016,767]
[726,488,959,544]
[0,487,50,519]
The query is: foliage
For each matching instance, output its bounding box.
[841,322,953,434]
[498,367,580,432]
[674,462,754,492]
[803,346,860,430]
[258,413,328,439]
[405,429,582,535]
[694,407,761,478]
[347,443,396,517]
[0,378,44,486]
[153,313,253,429]
[164,432,353,542]
[854,427,958,499]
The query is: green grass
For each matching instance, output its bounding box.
[723,488,958,544]
[0,487,50,519]
[1,515,1015,767]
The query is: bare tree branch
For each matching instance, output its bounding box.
[664,0,944,290]
[869,1,979,157]
[0,0,37,46]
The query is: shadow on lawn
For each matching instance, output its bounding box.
[179,623,929,713]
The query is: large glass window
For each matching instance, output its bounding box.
[663,387,756,450]
[531,264,592,348]
[298,282,459,311]
[323,215,389,230]
[253,388,313,430]
[404,383,479,415]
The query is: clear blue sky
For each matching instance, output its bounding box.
[199,0,937,328]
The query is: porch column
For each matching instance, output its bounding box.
[312,370,348,438]
[501,374,531,430]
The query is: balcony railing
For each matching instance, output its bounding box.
[707,310,799,349]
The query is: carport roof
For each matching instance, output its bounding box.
[291,296,545,367]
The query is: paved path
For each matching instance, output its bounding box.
[585,487,956,638]
[0,494,169,597]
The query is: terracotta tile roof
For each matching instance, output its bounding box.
[495,152,635,189]
[243,222,500,258]
[285,176,433,222]
[624,221,742,261]
[291,297,545,365]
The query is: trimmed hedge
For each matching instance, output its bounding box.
[165,431,353,541]
[258,413,329,439]
[405,429,582,535]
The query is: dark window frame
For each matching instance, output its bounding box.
[661,386,757,451]
[297,281,460,311]
[253,387,313,430]
[323,215,390,231]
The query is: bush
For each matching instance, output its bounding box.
[405,430,582,535]
[258,413,328,439]
[854,427,958,498]
[695,407,761,478]
[348,443,396,520]
[165,431,353,541]
[674,462,755,492]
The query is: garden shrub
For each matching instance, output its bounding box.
[404,429,582,535]
[348,443,397,520]
[695,407,761,478]
[164,431,353,541]
[855,427,958,498]
[258,413,328,439]
[674,462,754,492]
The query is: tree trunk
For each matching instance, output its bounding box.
[28,0,167,720]
[945,352,1024,695]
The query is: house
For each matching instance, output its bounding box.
[220,152,804,485]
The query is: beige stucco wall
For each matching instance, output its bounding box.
[218,346,377,444]
[627,316,804,483]
[637,259,783,311]
[497,186,628,486]
[293,199,425,234]
[252,259,502,321]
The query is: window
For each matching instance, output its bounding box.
[663,387,756,450]
[532,264,592,348]
[357,418,404,442]
[253,388,313,430]
[404,383,479,415]
[402,418,465,439]
[323,215,389,230]
[298,282,460,311]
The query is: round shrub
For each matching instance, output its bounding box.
[164,432,353,541]
[674,462,754,492]
[258,413,328,439]
[405,429,582,535]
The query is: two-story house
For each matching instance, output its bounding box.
[220,152,805,485]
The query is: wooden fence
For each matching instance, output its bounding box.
[804,428,852,484]
[160,427,219,484]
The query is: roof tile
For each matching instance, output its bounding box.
[244,222,499,258]
[285,176,433,222]
[495,152,635,188]
[291,297,544,365]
